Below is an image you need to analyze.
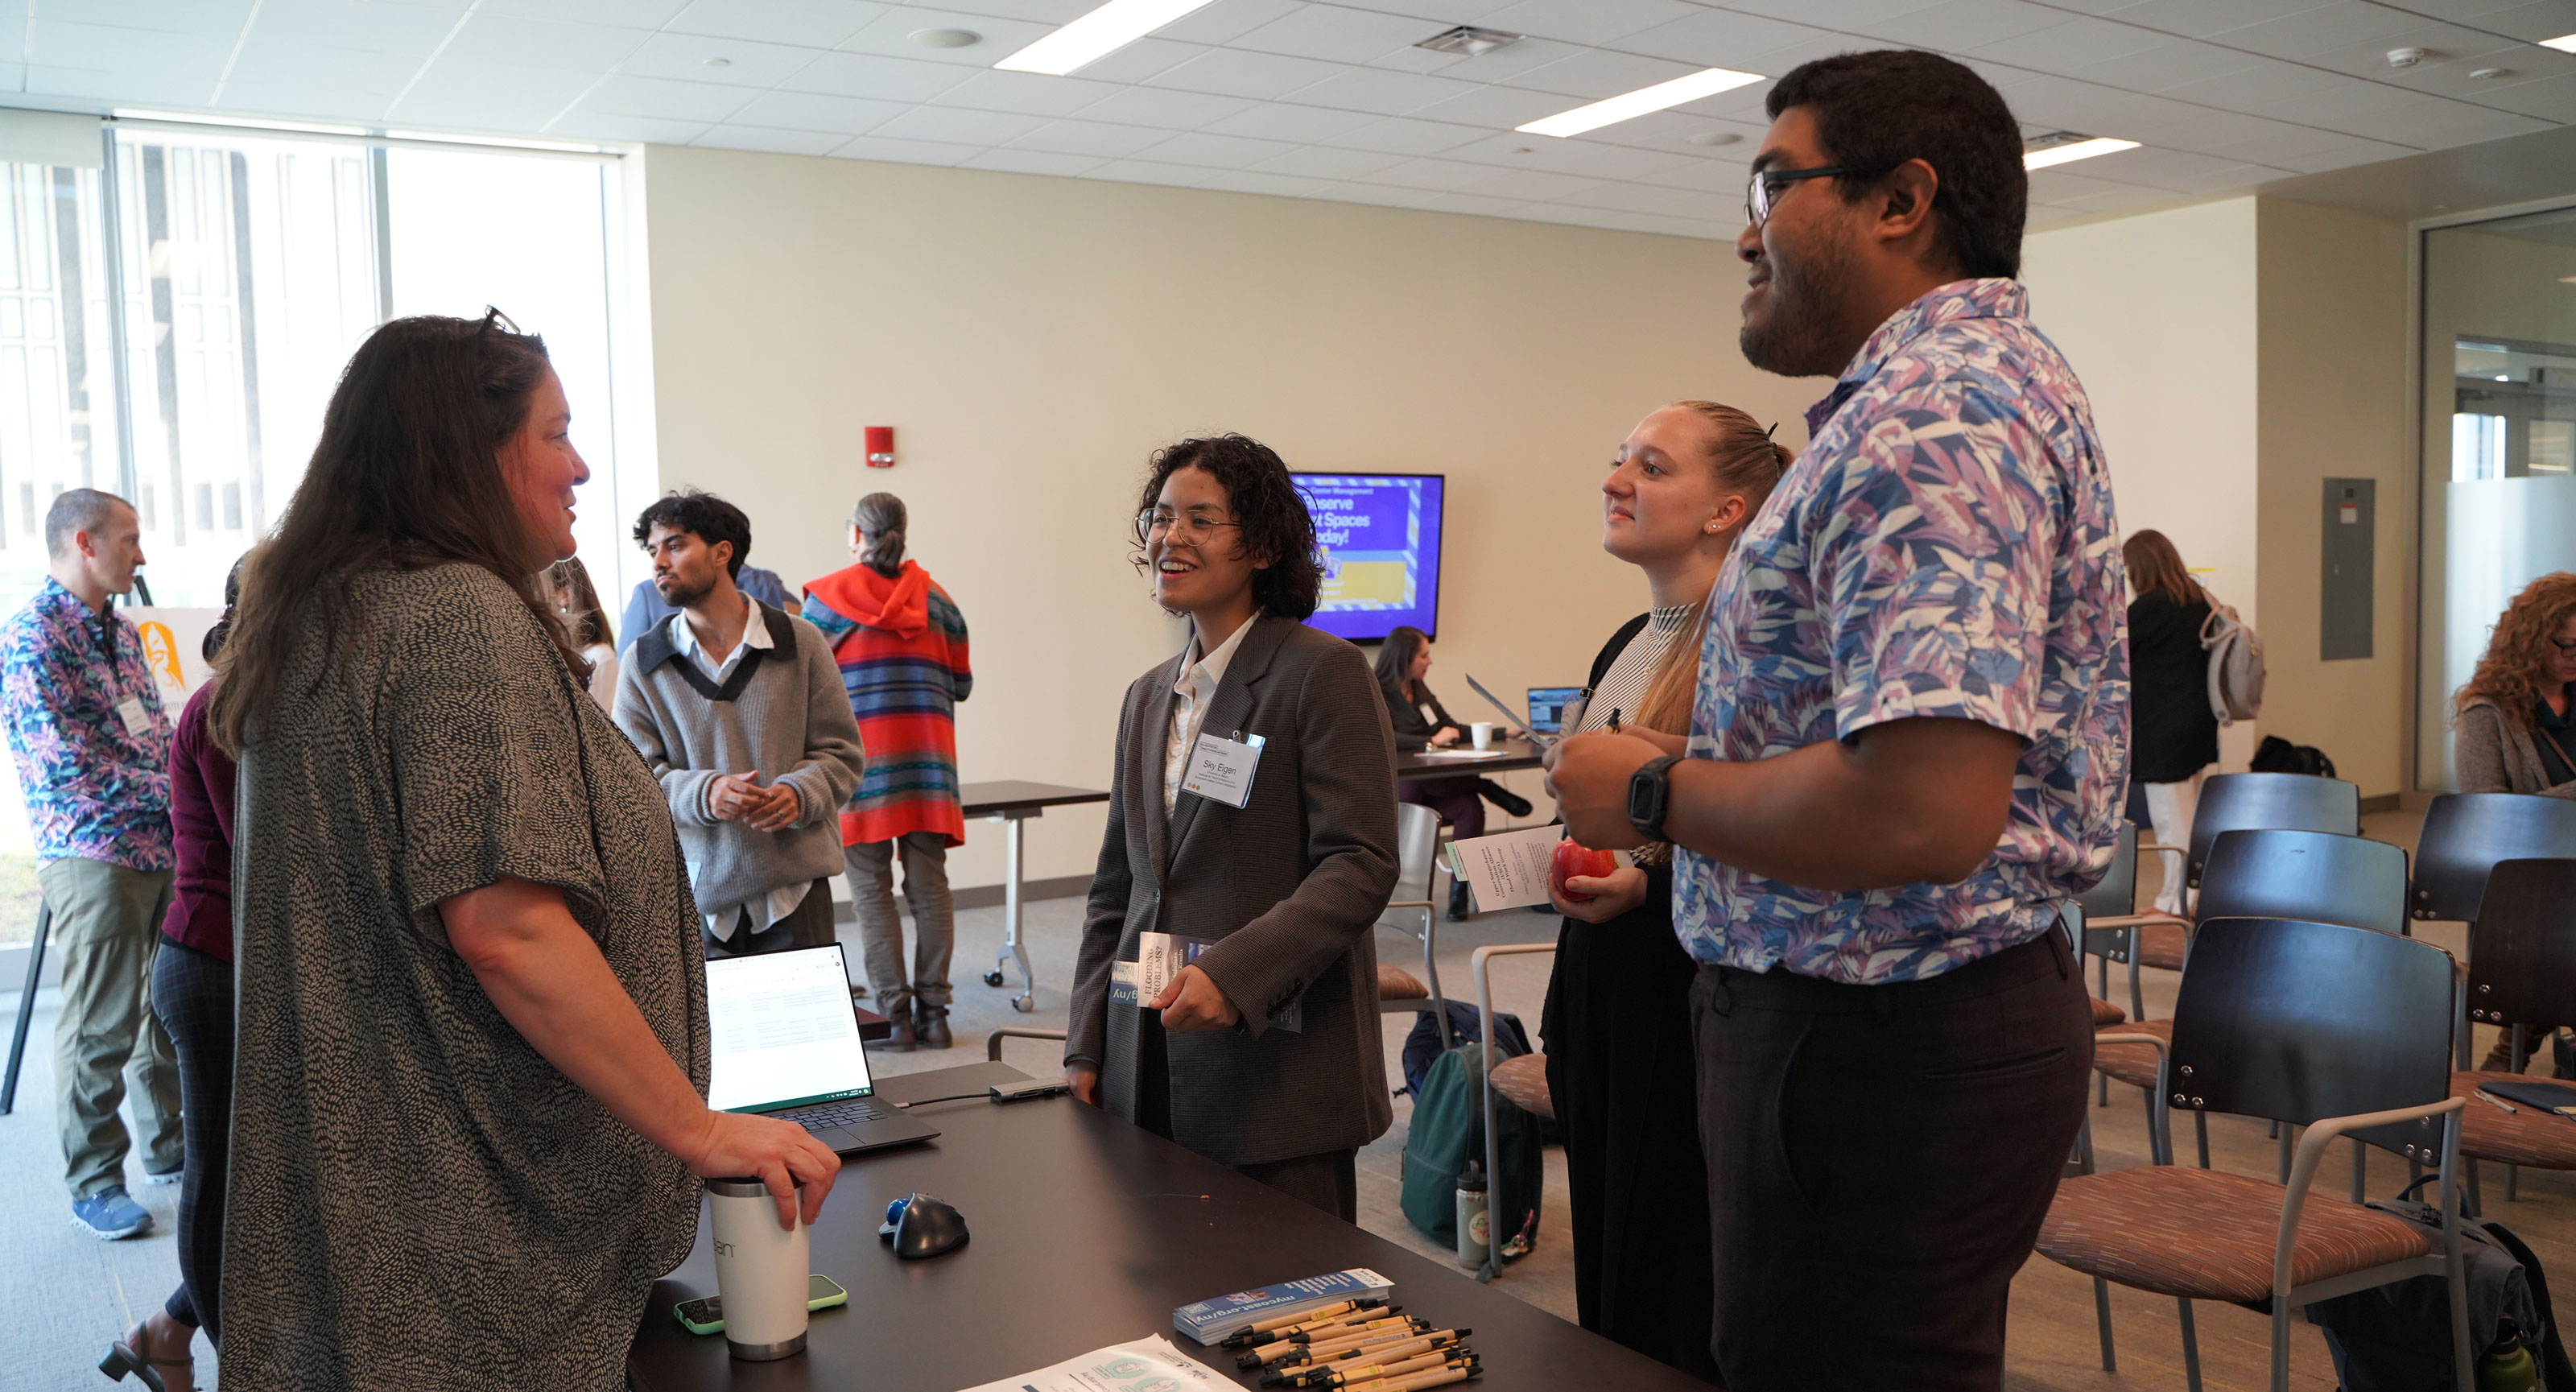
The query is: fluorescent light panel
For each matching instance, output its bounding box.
[996,0,1220,76]
[2541,32,2576,52]
[2024,136,2138,169]
[1517,68,1764,138]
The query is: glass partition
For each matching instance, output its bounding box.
[2416,205,2576,789]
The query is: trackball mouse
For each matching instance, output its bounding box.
[881,1192,968,1259]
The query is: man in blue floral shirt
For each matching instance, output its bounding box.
[2,489,180,1240]
[1546,52,2124,1388]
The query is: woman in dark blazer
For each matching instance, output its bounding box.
[1065,434,1400,1220]
[2122,529,2222,915]
[1373,626,1529,872]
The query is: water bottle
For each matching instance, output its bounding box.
[2478,1319,2540,1392]
[706,1178,809,1361]
[1455,1159,1489,1268]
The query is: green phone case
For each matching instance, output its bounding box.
[673,1275,848,1335]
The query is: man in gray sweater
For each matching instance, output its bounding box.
[614,490,866,958]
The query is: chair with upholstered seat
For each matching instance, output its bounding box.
[1377,803,1453,1047]
[2452,857,2576,1208]
[2413,793,2576,1080]
[2094,828,2409,1171]
[2129,773,2363,973]
[2071,821,2189,1029]
[2041,916,2472,1392]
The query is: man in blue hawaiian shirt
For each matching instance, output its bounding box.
[2,489,180,1241]
[1547,52,2126,1389]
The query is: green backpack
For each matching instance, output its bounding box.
[1399,1042,1543,1258]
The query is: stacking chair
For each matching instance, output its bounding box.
[1377,803,1454,1047]
[2132,772,2363,973]
[2412,793,2576,1074]
[2095,829,2409,1170]
[2039,917,2473,1392]
[2071,821,2189,1030]
[2451,858,2576,1208]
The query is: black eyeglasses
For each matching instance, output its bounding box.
[1745,164,1889,229]
[477,305,524,337]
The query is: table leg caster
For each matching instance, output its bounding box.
[1013,994,1036,1014]
[984,970,1006,988]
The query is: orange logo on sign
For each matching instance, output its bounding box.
[138,622,186,692]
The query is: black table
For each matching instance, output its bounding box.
[628,1063,1707,1392]
[1395,737,1545,782]
[956,781,1110,1014]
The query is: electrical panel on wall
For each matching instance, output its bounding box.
[2322,478,2373,662]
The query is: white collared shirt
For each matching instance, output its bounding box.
[1163,616,1255,816]
[669,593,808,937]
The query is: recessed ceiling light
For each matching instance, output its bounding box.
[996,0,1219,75]
[2560,275,2576,283]
[1686,131,1742,147]
[2541,33,2576,53]
[2471,67,2510,79]
[910,28,980,48]
[2024,136,2140,169]
[1517,68,1765,138]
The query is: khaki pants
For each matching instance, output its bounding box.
[41,857,181,1199]
[844,834,953,1014]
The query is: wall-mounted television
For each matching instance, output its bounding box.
[1292,472,1443,644]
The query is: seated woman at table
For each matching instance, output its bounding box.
[1064,434,1400,1221]
[1540,400,1785,1380]
[1374,627,1530,910]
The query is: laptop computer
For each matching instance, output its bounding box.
[706,943,939,1155]
[1526,686,1585,735]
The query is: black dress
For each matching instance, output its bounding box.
[2127,591,2220,785]
[1538,614,1719,1382]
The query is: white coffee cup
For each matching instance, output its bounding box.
[707,1178,809,1361]
[1470,721,1495,751]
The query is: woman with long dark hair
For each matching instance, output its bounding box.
[2122,529,2221,915]
[1373,627,1528,897]
[1064,434,1398,1219]
[1540,400,1785,1380]
[546,556,617,709]
[208,313,836,1388]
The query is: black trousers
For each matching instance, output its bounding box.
[1136,1011,1359,1223]
[1690,931,2091,1390]
[152,939,233,1342]
[702,878,838,959]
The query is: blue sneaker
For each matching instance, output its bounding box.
[71,1188,152,1240]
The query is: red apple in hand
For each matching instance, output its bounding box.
[1551,839,1618,903]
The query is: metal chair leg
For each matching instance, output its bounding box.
[0,903,52,1116]
[2178,1297,2205,1392]
[2277,1126,2293,1185]
[2195,1112,2211,1169]
[2271,1296,2293,1392]
[2351,1138,2367,1204]
[2465,1159,2482,1216]
[2092,1276,2116,1372]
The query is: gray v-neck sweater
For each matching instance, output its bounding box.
[612,601,869,915]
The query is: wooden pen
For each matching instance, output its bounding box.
[1273,1331,1465,1371]
[1270,1347,1456,1388]
[1244,1322,1432,1368]
[1224,1300,1363,1345]
[1341,1362,1481,1392]
[1290,1350,1472,1388]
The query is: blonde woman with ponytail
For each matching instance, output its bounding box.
[1538,402,1787,1381]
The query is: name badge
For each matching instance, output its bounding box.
[1181,729,1263,810]
[115,697,151,738]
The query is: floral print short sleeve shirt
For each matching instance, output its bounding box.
[1673,279,2128,985]
[1,578,174,870]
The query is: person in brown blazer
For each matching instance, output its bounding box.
[1066,434,1400,1221]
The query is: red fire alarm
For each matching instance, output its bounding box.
[865,425,895,468]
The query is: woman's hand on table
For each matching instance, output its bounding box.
[1551,865,1650,922]
[1065,1064,1100,1106]
[683,1108,840,1230]
[1429,726,1461,749]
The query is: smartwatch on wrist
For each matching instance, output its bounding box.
[1626,754,1683,842]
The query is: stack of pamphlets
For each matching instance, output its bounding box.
[1173,1270,1396,1346]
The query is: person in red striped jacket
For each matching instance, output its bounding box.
[802,494,973,1049]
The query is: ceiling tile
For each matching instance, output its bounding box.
[960,147,1107,176]
[480,0,691,23]
[242,0,460,56]
[1495,46,1703,99]
[1005,116,1174,157]
[1309,114,1489,155]
[1454,165,1616,200]
[2059,38,2264,93]
[37,0,258,40]
[1152,0,1309,47]
[2477,71,2576,121]
[1393,34,1586,84]
[2336,98,2552,146]
[930,68,1125,115]
[1714,0,1934,26]
[829,130,978,163]
[1072,84,1256,130]
[925,0,1096,19]
[545,110,713,143]
[1446,130,1693,179]
[1404,81,1575,130]
[573,73,758,121]
[210,81,398,121]
[1247,143,1408,178]
[1969,14,2174,68]
[223,44,423,91]
[695,123,852,155]
[1230,5,1443,64]
[27,20,231,78]
[836,7,1055,65]
[777,50,974,101]
[1081,157,1214,187]
[1351,156,1500,190]
[663,0,888,48]
[1278,65,1483,115]
[616,33,830,88]
[442,13,651,71]
[1195,167,1338,197]
[1474,0,1703,46]
[28,63,221,105]
[2463,1,2576,44]
[2096,0,2325,40]
[725,88,908,132]
[1197,101,1378,142]
[1133,128,1302,167]
[2207,2,2436,61]
[2263,134,2420,172]
[1146,47,1347,100]
[866,102,1053,143]
[1605,9,1811,70]
[1866,0,2083,53]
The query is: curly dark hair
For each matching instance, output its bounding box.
[1766,49,2028,280]
[1133,434,1322,622]
[633,489,751,579]
[2456,572,2576,733]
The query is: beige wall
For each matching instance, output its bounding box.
[2021,199,2264,775]
[2254,200,2411,798]
[640,145,1826,890]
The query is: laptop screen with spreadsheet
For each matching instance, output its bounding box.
[705,944,875,1114]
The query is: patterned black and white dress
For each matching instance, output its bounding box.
[225,564,708,1390]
